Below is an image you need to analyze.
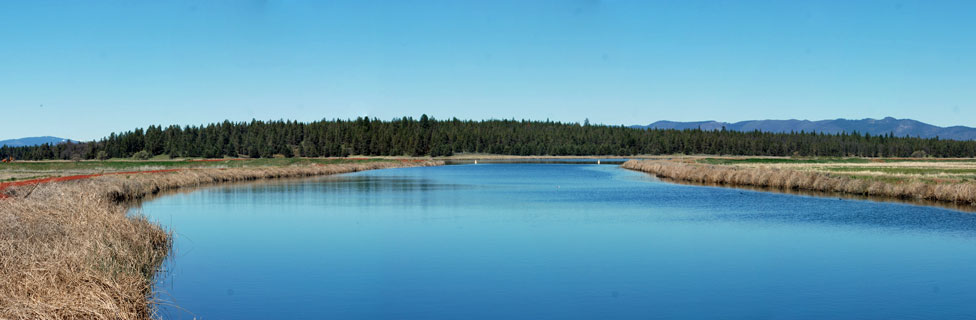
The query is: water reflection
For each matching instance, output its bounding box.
[138,164,976,320]
[655,176,976,213]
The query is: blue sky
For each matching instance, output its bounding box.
[1,0,974,141]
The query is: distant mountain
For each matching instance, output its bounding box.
[0,136,73,147]
[632,117,976,141]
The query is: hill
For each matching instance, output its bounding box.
[633,117,976,140]
[0,136,73,147]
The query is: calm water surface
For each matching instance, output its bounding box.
[138,164,976,319]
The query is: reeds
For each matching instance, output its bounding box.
[622,160,976,205]
[0,160,442,319]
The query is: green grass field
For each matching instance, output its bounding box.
[694,157,976,184]
[0,158,390,171]
[698,157,976,165]
[698,157,872,165]
[0,158,398,182]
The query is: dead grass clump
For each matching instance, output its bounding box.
[0,187,168,320]
[0,160,441,319]
[622,160,976,205]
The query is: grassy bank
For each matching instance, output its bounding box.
[0,158,402,182]
[695,157,976,184]
[0,159,441,319]
[623,159,976,206]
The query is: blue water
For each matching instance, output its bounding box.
[138,164,976,319]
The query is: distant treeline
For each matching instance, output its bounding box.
[4,116,976,160]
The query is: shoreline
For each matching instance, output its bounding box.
[0,160,442,319]
[5,156,976,318]
[622,159,976,208]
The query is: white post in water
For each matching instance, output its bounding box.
[597,159,601,165]
[474,160,478,164]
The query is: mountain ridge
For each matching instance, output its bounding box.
[0,136,73,147]
[632,117,976,141]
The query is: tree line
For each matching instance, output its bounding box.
[3,115,976,160]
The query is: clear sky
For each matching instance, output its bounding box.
[1,0,974,141]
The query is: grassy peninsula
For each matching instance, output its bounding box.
[0,158,441,319]
[624,157,976,206]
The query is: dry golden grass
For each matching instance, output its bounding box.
[714,160,976,183]
[0,160,442,320]
[623,159,976,205]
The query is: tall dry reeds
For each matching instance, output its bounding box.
[622,160,976,205]
[0,160,441,320]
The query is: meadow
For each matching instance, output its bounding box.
[0,158,397,181]
[624,157,976,205]
[697,157,976,184]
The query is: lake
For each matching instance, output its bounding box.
[138,164,976,319]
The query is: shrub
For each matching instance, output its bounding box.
[96,151,109,160]
[132,150,151,160]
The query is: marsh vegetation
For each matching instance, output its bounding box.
[624,158,976,205]
[0,160,440,319]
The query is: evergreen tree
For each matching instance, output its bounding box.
[4,117,976,160]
